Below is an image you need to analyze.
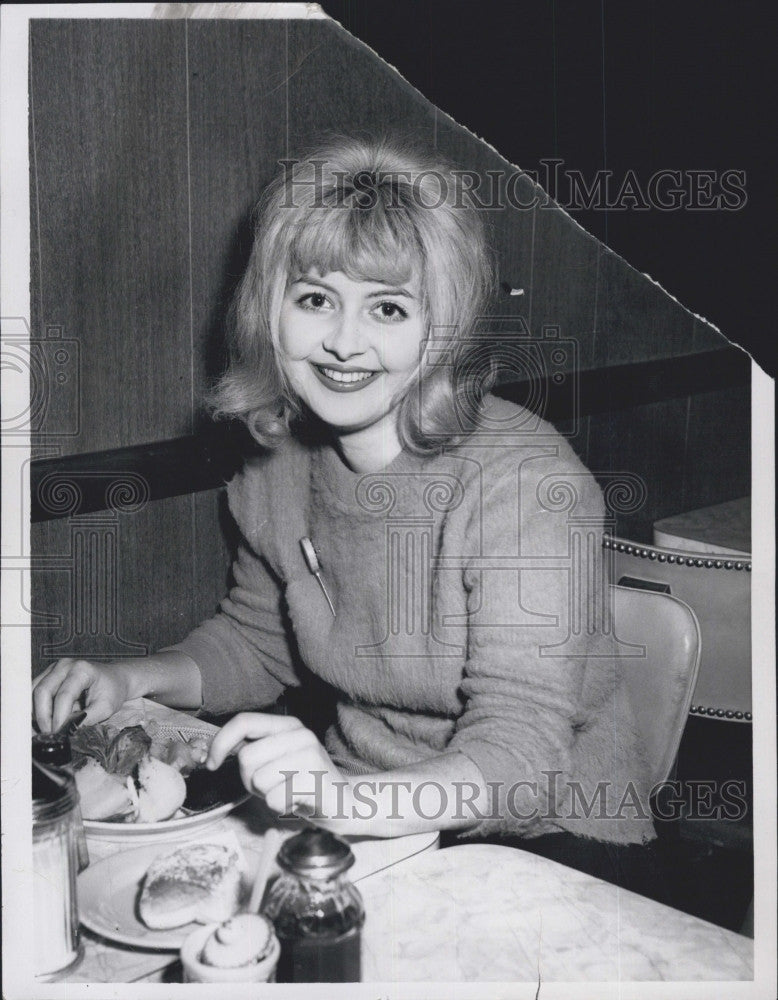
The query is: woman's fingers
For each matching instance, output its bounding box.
[207,714,343,818]
[31,659,59,692]
[49,662,95,733]
[235,726,322,794]
[206,712,303,769]
[81,688,120,728]
[32,658,82,732]
[247,745,334,815]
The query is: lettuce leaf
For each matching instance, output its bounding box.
[70,724,113,770]
[71,723,152,776]
[106,725,152,776]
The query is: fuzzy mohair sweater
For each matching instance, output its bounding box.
[173,396,656,844]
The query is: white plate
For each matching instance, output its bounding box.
[78,842,261,950]
[83,794,250,843]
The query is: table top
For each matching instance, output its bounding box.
[653,496,751,556]
[360,843,754,983]
[68,825,754,985]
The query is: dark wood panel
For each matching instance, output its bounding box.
[586,380,750,541]
[29,20,191,453]
[693,314,734,353]
[681,385,751,515]
[186,20,288,405]
[594,244,702,366]
[587,397,692,541]
[30,490,232,677]
[434,113,536,329]
[287,20,436,156]
[530,204,599,368]
[192,488,237,622]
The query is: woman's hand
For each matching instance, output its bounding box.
[206,713,350,823]
[32,658,134,733]
[207,714,492,838]
[32,650,204,734]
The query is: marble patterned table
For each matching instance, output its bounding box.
[653,496,751,556]
[360,844,754,982]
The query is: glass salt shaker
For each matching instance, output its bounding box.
[32,764,84,979]
[32,733,89,872]
[263,828,365,983]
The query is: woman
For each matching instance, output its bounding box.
[33,137,655,858]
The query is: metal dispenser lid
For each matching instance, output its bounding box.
[277,828,355,879]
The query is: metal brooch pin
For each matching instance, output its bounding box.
[299,537,336,618]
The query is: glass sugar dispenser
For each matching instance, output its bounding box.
[32,731,89,872]
[32,759,84,979]
[263,827,365,982]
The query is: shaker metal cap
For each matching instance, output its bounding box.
[277,828,355,878]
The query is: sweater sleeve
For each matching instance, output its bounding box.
[166,541,302,716]
[447,450,602,837]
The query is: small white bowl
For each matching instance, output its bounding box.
[180,920,280,983]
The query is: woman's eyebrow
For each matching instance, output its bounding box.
[365,287,416,299]
[290,276,417,300]
[289,276,336,293]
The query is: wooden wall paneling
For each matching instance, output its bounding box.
[192,488,236,626]
[693,314,735,353]
[286,20,436,158]
[594,245,704,367]
[29,20,192,454]
[30,492,227,677]
[529,203,599,464]
[433,113,536,327]
[587,396,691,541]
[530,206,598,367]
[681,384,751,517]
[433,118,595,464]
[30,510,162,677]
[186,20,289,406]
[30,518,73,677]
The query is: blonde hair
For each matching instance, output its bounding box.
[207,135,495,451]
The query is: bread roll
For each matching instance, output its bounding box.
[139,843,242,930]
[131,756,187,822]
[74,758,134,820]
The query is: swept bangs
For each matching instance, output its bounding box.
[288,193,425,292]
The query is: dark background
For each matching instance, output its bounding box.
[318,0,775,378]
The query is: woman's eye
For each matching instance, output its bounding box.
[298,291,331,311]
[373,301,408,322]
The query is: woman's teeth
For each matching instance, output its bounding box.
[321,368,374,383]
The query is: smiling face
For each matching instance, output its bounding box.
[277,269,427,468]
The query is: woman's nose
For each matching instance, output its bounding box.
[322,315,367,359]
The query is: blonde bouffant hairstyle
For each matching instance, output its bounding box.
[207,135,495,452]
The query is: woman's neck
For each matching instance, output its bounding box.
[334,421,404,473]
